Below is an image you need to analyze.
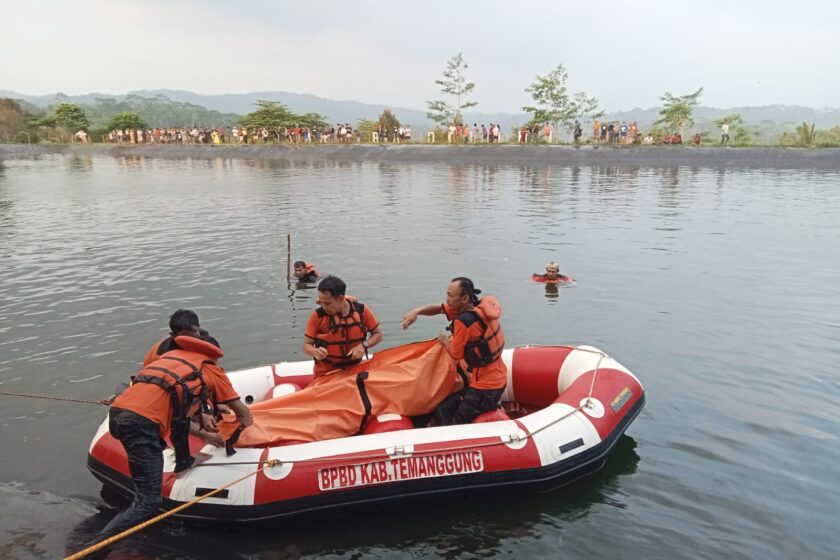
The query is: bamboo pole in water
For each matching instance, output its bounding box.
[287,233,291,282]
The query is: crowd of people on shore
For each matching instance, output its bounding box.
[431,123,505,144]
[103,124,378,145]
[89,119,730,148]
[98,125,399,145]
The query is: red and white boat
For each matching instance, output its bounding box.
[87,343,644,523]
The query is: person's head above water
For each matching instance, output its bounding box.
[545,262,560,280]
[294,260,316,280]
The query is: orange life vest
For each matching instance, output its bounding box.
[132,336,223,419]
[312,301,370,370]
[532,273,571,284]
[299,262,320,282]
[128,336,225,471]
[452,296,505,370]
[142,330,221,367]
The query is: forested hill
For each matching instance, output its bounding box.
[0,92,240,128]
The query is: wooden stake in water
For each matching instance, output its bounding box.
[287,233,291,282]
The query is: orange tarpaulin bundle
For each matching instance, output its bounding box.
[221,340,461,446]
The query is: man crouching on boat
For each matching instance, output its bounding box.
[401,277,506,425]
[85,324,252,556]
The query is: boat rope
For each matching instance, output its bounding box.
[512,343,610,357]
[63,459,281,560]
[0,390,106,406]
[586,353,604,401]
[196,400,591,469]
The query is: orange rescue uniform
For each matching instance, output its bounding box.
[305,301,380,377]
[113,336,239,438]
[443,299,507,390]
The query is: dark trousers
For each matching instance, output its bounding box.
[434,387,505,426]
[87,408,165,552]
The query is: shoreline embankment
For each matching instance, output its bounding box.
[2,143,839,168]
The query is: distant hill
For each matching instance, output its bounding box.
[123,89,531,131]
[3,89,839,139]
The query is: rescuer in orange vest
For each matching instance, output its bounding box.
[401,277,507,425]
[303,275,383,377]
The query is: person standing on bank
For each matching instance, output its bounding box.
[86,324,252,555]
[303,276,383,377]
[400,277,506,425]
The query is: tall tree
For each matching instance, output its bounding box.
[522,63,602,142]
[427,52,477,125]
[106,111,148,131]
[239,101,298,142]
[53,102,90,132]
[378,108,401,131]
[655,87,703,136]
[795,122,816,146]
[297,112,329,130]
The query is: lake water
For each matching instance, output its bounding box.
[0,153,838,559]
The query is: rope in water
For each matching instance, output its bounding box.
[63,459,281,560]
[0,390,106,406]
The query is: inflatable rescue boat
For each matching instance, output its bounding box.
[87,342,644,523]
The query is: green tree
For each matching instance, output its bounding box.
[356,118,378,141]
[53,102,90,132]
[239,101,297,142]
[816,126,840,146]
[427,52,477,125]
[297,112,329,130]
[795,122,816,146]
[655,87,703,136]
[713,113,753,144]
[522,63,602,142]
[378,108,401,137]
[106,111,148,131]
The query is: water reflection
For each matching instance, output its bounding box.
[569,165,581,187]
[66,436,639,559]
[0,183,11,237]
[478,164,500,190]
[65,154,94,174]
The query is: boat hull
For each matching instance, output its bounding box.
[87,344,645,523]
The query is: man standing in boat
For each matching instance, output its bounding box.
[401,277,507,425]
[303,275,383,377]
[86,317,252,557]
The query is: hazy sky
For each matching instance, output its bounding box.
[2,0,837,112]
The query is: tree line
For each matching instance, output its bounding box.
[2,56,839,146]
